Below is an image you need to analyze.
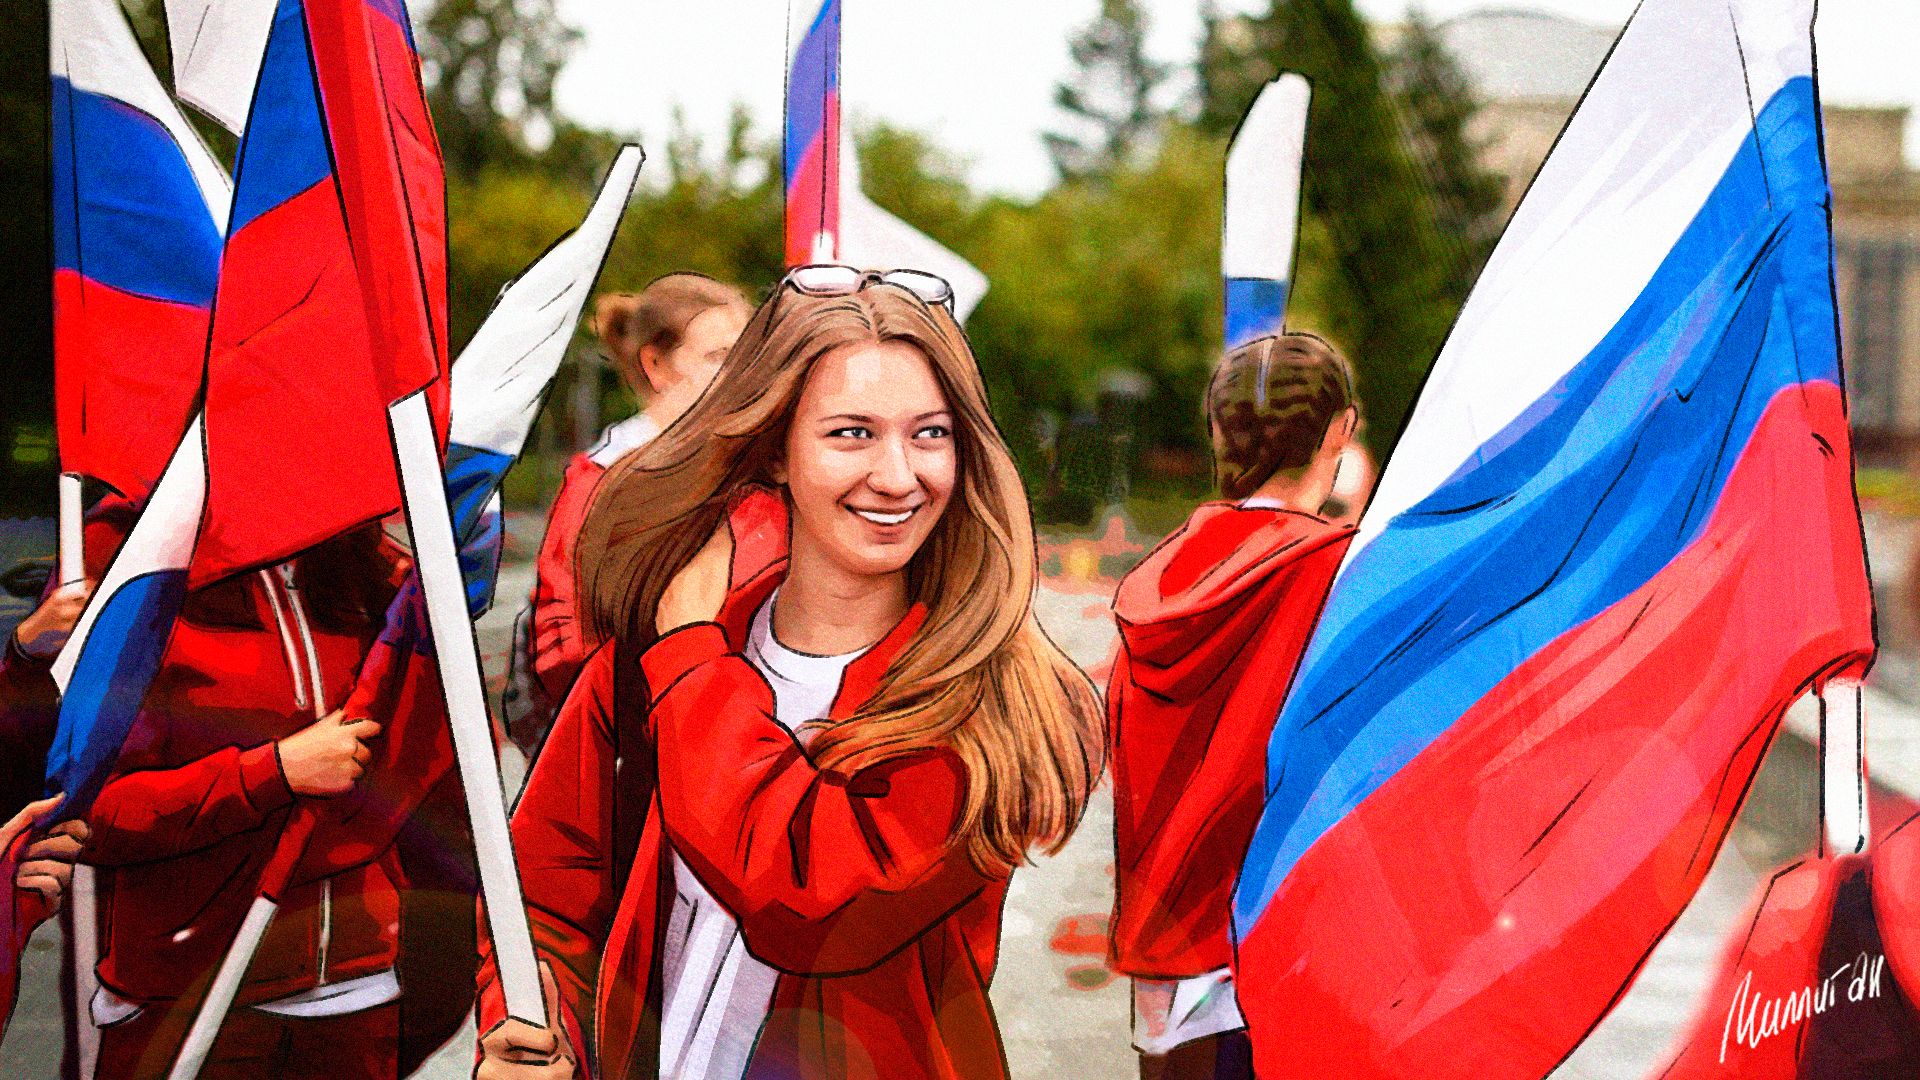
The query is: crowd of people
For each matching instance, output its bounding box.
[2,265,1370,1080]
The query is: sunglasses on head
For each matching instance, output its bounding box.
[781,264,956,311]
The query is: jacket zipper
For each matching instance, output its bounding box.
[259,569,309,711]
[263,565,333,986]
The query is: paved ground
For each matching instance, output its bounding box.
[5,511,1915,1078]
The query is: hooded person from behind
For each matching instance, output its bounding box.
[1107,333,1362,1080]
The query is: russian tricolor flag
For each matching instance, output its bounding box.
[784,0,989,319]
[785,0,842,265]
[45,0,228,814]
[52,0,226,502]
[196,0,447,580]
[1231,1,1874,1077]
[48,0,446,817]
[1223,74,1308,350]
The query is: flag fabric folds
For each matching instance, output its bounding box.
[1223,74,1309,350]
[162,0,278,135]
[442,143,644,613]
[1230,1,1875,1077]
[52,0,227,501]
[786,0,987,319]
[837,139,989,322]
[785,0,842,266]
[195,0,447,583]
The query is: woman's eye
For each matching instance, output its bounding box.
[915,425,951,440]
[827,426,873,439]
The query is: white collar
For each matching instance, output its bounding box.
[587,413,662,467]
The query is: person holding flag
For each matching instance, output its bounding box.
[29,512,421,1079]
[508,273,751,756]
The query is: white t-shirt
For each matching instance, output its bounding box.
[656,591,867,1080]
[588,413,661,468]
[1131,969,1246,1056]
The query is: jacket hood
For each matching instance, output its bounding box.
[1113,503,1352,698]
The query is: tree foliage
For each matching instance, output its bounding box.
[1385,6,1508,306]
[1197,0,1462,456]
[421,0,584,179]
[1044,0,1171,183]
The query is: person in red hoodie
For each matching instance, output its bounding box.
[504,273,751,756]
[475,267,1106,1080]
[0,500,467,1080]
[1107,332,1362,1080]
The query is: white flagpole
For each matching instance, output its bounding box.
[166,897,277,1080]
[388,391,546,1024]
[1819,681,1868,857]
[56,472,101,1080]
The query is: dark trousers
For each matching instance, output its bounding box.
[1139,1028,1255,1080]
[95,999,398,1080]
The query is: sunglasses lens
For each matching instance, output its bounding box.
[788,264,861,296]
[881,270,954,306]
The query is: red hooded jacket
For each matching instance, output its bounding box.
[1106,503,1352,979]
[479,488,1014,1080]
[0,503,448,1010]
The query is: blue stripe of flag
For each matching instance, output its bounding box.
[52,77,222,308]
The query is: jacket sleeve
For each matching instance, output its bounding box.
[0,636,59,819]
[82,742,296,865]
[475,647,618,1060]
[529,459,600,705]
[0,501,133,818]
[641,623,994,977]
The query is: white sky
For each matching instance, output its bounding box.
[552,0,1918,197]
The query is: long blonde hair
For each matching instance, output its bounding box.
[578,283,1104,876]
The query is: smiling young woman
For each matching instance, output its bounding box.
[475,274,1105,1080]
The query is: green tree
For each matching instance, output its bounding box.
[1197,0,1460,457]
[421,0,583,179]
[1044,0,1171,183]
[1386,7,1506,305]
[0,0,52,510]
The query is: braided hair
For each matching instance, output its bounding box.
[1207,332,1356,501]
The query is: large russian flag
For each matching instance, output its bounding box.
[785,0,842,266]
[52,0,227,501]
[1230,1,1875,1077]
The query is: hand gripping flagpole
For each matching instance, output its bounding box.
[1819,681,1868,857]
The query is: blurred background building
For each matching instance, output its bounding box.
[1430,9,1920,463]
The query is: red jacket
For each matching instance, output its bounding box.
[1106,503,1352,979]
[528,451,607,706]
[0,505,425,1007]
[480,488,1013,1080]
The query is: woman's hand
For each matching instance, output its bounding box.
[655,523,733,635]
[3,796,89,914]
[476,962,575,1080]
[277,709,381,797]
[15,580,95,660]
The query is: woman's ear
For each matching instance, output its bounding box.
[768,456,788,485]
[635,342,667,396]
